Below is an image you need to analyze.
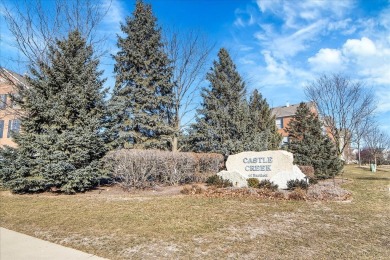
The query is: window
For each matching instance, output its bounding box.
[0,94,6,109]
[276,118,283,129]
[10,94,19,109]
[7,119,21,138]
[282,136,289,144]
[0,120,4,138]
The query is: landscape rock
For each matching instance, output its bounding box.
[220,150,306,189]
[217,170,247,187]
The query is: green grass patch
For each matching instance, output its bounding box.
[1,165,389,259]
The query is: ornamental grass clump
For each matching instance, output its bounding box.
[180,184,204,195]
[258,179,279,191]
[205,175,232,188]
[288,187,307,200]
[247,178,260,188]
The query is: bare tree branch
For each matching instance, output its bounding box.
[305,74,376,159]
[363,124,390,166]
[164,28,215,151]
[1,0,111,70]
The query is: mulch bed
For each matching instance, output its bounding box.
[181,178,352,201]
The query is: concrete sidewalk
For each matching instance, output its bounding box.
[0,227,107,260]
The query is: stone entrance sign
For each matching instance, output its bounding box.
[217,150,306,189]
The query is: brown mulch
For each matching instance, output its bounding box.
[182,178,352,201]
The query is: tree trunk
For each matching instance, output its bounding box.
[172,117,180,152]
[358,142,361,167]
[172,136,178,152]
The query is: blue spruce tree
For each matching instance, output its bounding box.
[0,30,107,193]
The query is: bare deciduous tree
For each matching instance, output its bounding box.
[353,116,374,166]
[164,29,214,152]
[305,74,376,159]
[363,124,390,168]
[1,0,110,69]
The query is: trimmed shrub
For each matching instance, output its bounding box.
[103,149,224,190]
[258,179,279,191]
[287,179,309,190]
[247,178,260,188]
[206,175,233,188]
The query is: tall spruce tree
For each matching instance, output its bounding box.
[109,0,174,150]
[286,103,342,178]
[246,89,281,150]
[189,48,247,157]
[0,30,107,193]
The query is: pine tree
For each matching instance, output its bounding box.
[189,48,247,157]
[0,30,107,193]
[108,0,174,150]
[286,103,342,178]
[246,89,281,150]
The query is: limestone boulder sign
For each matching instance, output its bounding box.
[218,150,306,189]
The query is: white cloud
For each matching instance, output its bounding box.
[308,48,344,71]
[327,18,356,35]
[342,37,377,57]
[249,0,356,60]
[234,6,257,28]
[269,20,325,58]
[233,0,389,128]
[307,36,390,85]
[376,86,390,113]
[379,6,390,30]
[342,37,390,84]
[262,50,287,76]
[256,0,282,13]
[256,0,353,28]
[101,0,125,28]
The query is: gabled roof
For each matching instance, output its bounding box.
[0,67,29,89]
[271,101,315,118]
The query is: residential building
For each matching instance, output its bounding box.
[271,101,318,146]
[0,68,27,148]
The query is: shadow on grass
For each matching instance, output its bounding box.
[356,177,390,181]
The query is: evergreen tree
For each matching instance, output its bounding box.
[246,89,281,150]
[286,103,342,178]
[0,30,107,193]
[189,48,247,157]
[109,0,174,150]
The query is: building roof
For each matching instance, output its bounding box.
[271,101,315,118]
[0,67,28,89]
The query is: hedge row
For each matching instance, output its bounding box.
[103,149,224,189]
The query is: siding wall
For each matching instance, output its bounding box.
[0,77,20,148]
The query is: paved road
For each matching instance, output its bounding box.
[0,227,107,260]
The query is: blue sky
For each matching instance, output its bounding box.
[1,0,389,131]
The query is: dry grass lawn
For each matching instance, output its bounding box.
[1,165,389,259]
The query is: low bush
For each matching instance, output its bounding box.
[181,184,204,195]
[258,179,279,191]
[287,179,309,190]
[247,178,260,188]
[103,149,224,190]
[206,175,233,188]
[288,188,307,200]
